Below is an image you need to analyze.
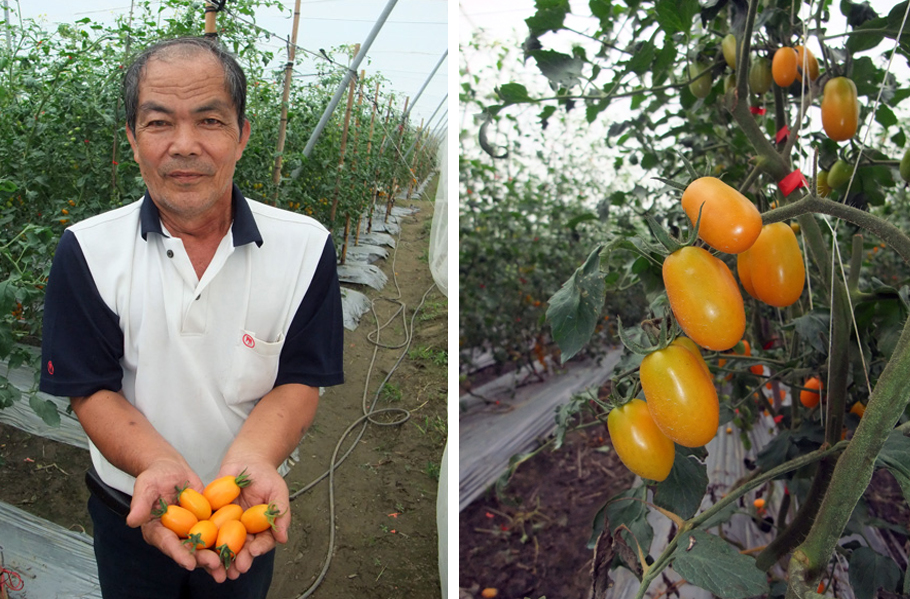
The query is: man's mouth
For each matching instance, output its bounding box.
[167,171,206,183]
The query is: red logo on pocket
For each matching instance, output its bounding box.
[242,334,255,348]
[47,361,54,375]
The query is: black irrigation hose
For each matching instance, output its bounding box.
[287,196,440,598]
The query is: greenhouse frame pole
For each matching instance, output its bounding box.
[404,93,446,161]
[401,49,447,123]
[303,0,398,157]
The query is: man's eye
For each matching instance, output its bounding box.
[146,120,168,127]
[202,118,223,126]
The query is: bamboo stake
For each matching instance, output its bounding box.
[352,71,367,247]
[338,65,364,265]
[329,44,360,224]
[111,0,136,196]
[271,0,302,195]
[204,1,218,37]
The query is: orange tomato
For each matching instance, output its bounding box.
[183,519,218,551]
[663,246,745,351]
[680,177,762,254]
[744,223,806,308]
[794,45,819,82]
[800,377,823,408]
[210,503,244,529]
[216,519,248,569]
[821,77,859,141]
[204,469,251,510]
[607,398,676,481]
[155,501,198,538]
[850,402,866,418]
[177,486,212,521]
[241,503,283,534]
[671,336,712,378]
[772,47,798,87]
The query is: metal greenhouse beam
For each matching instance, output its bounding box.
[302,0,399,158]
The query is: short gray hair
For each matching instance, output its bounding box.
[123,37,247,136]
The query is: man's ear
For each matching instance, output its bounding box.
[125,124,139,162]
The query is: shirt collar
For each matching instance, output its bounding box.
[139,183,263,247]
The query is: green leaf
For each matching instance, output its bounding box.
[875,104,898,128]
[538,105,557,129]
[791,309,830,354]
[496,82,532,105]
[654,0,699,35]
[672,530,769,598]
[525,0,571,36]
[848,547,901,599]
[546,246,606,363]
[875,429,910,501]
[654,447,708,520]
[592,485,653,560]
[627,40,655,76]
[529,49,584,90]
[29,393,60,427]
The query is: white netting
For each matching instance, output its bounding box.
[429,132,448,297]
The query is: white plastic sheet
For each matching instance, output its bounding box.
[429,133,448,297]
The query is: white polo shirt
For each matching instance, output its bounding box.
[40,186,345,495]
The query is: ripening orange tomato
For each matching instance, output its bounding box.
[210,503,244,529]
[800,377,823,408]
[772,47,798,87]
[640,344,720,447]
[156,501,198,538]
[241,504,283,534]
[177,486,212,521]
[745,223,806,307]
[671,336,712,378]
[680,177,762,254]
[607,398,676,481]
[794,45,819,82]
[663,246,746,351]
[183,519,218,551]
[737,250,759,299]
[822,77,860,141]
[215,519,248,569]
[204,470,251,510]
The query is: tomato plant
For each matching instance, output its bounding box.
[607,398,675,482]
[465,0,910,596]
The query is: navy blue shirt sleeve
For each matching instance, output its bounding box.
[39,230,124,397]
[275,235,345,388]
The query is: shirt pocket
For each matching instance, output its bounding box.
[223,330,285,411]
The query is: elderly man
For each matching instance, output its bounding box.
[40,37,344,598]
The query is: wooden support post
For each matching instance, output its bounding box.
[329,44,360,223]
[204,1,218,37]
[271,0,302,198]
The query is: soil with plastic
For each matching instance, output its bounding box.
[458,406,910,599]
[0,196,447,599]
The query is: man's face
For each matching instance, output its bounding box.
[126,51,250,223]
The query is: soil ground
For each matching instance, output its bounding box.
[0,192,447,599]
[458,403,910,599]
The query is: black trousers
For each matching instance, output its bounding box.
[88,494,275,598]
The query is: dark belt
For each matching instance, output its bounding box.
[85,466,132,518]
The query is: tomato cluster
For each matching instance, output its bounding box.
[607,175,810,482]
[153,470,282,569]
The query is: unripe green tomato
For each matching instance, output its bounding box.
[900,148,910,183]
[722,34,737,70]
[688,62,713,99]
[749,57,772,95]
[724,73,736,94]
[827,159,852,189]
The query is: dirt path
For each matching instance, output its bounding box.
[0,194,447,599]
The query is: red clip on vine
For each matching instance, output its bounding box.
[0,567,24,593]
[778,169,808,196]
[775,125,790,144]
[750,106,767,115]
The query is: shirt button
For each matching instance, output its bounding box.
[166,249,174,258]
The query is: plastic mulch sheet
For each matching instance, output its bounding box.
[340,287,372,331]
[337,263,388,291]
[0,500,101,598]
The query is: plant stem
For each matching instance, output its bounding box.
[762,194,910,265]
[787,314,910,591]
